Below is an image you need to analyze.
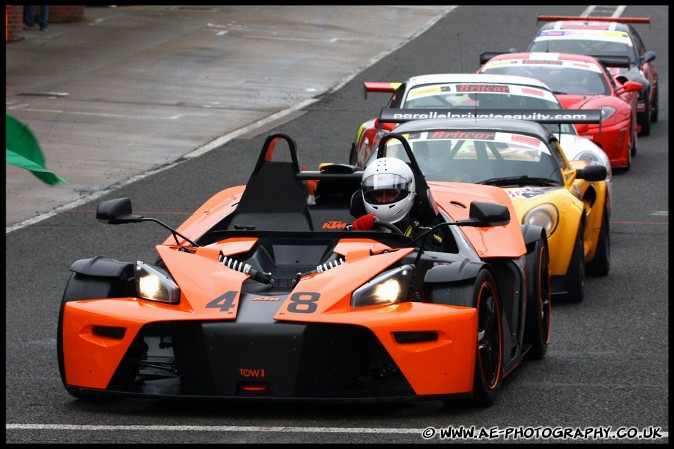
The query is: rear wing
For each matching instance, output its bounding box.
[479,51,630,69]
[363,81,401,99]
[379,108,602,124]
[536,15,651,25]
[593,55,631,68]
[480,51,510,64]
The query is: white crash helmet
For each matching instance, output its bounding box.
[361,157,416,224]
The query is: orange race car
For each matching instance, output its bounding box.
[58,132,550,406]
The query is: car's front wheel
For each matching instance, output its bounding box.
[472,269,503,406]
[348,143,358,165]
[561,224,585,303]
[630,117,638,157]
[524,237,551,360]
[586,207,610,277]
[638,94,651,136]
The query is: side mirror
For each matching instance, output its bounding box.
[575,165,607,182]
[642,50,656,64]
[460,201,511,227]
[96,198,143,224]
[616,80,644,95]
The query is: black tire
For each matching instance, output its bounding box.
[651,87,659,123]
[586,208,610,277]
[524,237,551,360]
[630,120,638,158]
[349,143,358,165]
[624,142,632,171]
[638,94,651,136]
[561,224,586,303]
[472,269,503,407]
[57,272,119,400]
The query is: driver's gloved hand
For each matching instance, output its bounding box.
[352,213,376,230]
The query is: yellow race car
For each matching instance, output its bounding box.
[368,111,609,302]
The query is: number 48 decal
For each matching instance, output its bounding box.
[206,291,320,313]
[206,291,237,312]
[287,292,319,313]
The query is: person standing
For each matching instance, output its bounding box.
[23,5,48,31]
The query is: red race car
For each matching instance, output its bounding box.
[477,52,642,170]
[528,16,659,136]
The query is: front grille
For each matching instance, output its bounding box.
[109,321,415,399]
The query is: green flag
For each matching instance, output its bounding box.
[6,113,67,185]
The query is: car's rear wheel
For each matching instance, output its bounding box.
[630,119,638,157]
[524,237,551,360]
[348,143,358,165]
[621,135,632,172]
[586,207,610,277]
[472,269,503,407]
[651,87,659,123]
[561,224,585,303]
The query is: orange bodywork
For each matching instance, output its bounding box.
[62,156,528,399]
[62,236,480,395]
[430,183,526,258]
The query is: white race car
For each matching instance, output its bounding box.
[352,73,612,215]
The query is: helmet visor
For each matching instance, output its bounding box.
[362,173,411,205]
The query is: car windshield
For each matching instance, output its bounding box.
[481,64,610,96]
[404,83,562,109]
[402,83,576,134]
[382,131,564,186]
[529,30,639,64]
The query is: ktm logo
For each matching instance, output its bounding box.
[252,297,281,301]
[322,221,348,229]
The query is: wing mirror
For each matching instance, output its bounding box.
[641,50,656,64]
[616,80,644,95]
[96,198,143,224]
[575,165,607,181]
[460,201,511,227]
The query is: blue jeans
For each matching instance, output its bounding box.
[24,5,49,30]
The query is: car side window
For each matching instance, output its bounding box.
[629,26,646,56]
[601,65,619,91]
[387,83,406,108]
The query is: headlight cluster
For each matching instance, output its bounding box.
[522,203,559,238]
[573,151,611,177]
[135,261,180,304]
[351,264,414,308]
[600,105,617,121]
[573,151,602,167]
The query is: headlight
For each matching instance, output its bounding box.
[600,105,617,121]
[573,151,612,177]
[135,261,180,304]
[573,151,602,167]
[351,264,414,308]
[522,203,559,238]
